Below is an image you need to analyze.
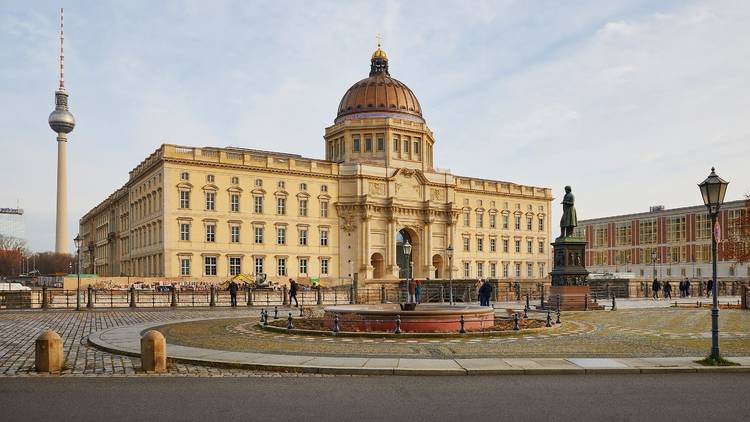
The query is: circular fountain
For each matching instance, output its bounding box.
[323,303,494,333]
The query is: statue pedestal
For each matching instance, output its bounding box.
[548,236,600,311]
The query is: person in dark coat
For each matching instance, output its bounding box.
[652,278,660,300]
[663,280,672,300]
[685,278,691,297]
[706,279,713,298]
[228,280,239,307]
[289,278,299,307]
[678,280,685,298]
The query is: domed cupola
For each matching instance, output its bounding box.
[335,44,423,124]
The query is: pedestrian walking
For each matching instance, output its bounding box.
[228,280,239,307]
[678,279,685,298]
[685,278,691,297]
[289,278,299,307]
[663,280,672,300]
[652,278,660,300]
[415,279,423,304]
[706,278,713,298]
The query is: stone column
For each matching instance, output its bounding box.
[55,136,69,254]
[424,220,434,277]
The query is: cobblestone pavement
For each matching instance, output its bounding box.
[159,307,750,359]
[0,307,333,377]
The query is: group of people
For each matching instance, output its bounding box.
[225,278,301,307]
[476,279,494,306]
[406,278,495,307]
[651,277,714,300]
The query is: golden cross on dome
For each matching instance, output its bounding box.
[376,33,382,48]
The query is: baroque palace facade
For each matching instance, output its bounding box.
[79,46,553,285]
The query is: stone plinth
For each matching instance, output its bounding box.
[547,286,603,311]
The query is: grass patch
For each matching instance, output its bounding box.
[695,356,740,366]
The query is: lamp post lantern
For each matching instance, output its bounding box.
[698,167,729,360]
[74,234,82,311]
[403,239,412,303]
[446,245,454,305]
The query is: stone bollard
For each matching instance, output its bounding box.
[247,287,253,307]
[87,286,94,309]
[35,330,64,373]
[129,287,137,308]
[209,286,216,307]
[41,286,49,309]
[459,315,466,334]
[333,314,340,333]
[512,313,520,331]
[394,315,402,334]
[287,312,294,330]
[140,330,167,373]
[171,287,177,307]
[546,310,552,328]
[611,294,617,311]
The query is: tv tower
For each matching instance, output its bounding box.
[48,8,75,254]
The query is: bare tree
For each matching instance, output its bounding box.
[0,235,28,277]
[722,197,750,265]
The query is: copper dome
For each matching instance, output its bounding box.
[335,47,423,123]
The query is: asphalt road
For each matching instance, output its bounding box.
[1,374,748,422]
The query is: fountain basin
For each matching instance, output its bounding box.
[323,303,495,333]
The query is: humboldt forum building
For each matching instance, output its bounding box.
[79,46,553,286]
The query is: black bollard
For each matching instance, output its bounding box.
[394,315,402,334]
[129,287,136,308]
[523,304,528,319]
[209,286,216,307]
[299,305,304,317]
[380,285,386,304]
[171,287,177,307]
[260,308,266,324]
[333,314,340,333]
[513,313,520,331]
[287,312,294,330]
[546,310,552,327]
[556,308,561,325]
[611,294,617,311]
[274,306,278,319]
[525,293,530,309]
[247,287,253,307]
[540,284,545,310]
[459,315,466,334]
[87,286,94,309]
[584,293,589,311]
[41,286,49,309]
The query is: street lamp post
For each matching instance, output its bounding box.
[446,245,454,305]
[403,240,412,303]
[698,167,729,361]
[74,234,82,311]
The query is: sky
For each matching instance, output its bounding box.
[1,0,749,252]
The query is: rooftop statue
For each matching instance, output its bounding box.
[560,186,577,238]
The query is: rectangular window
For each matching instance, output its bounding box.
[230,194,240,212]
[527,241,533,253]
[695,214,711,240]
[477,213,484,228]
[477,262,483,278]
[299,258,308,274]
[594,226,609,248]
[365,137,372,152]
[514,240,521,253]
[515,263,521,278]
[254,257,264,275]
[463,237,470,252]
[231,226,240,243]
[414,141,420,155]
[229,257,241,276]
[490,238,496,252]
[180,223,190,241]
[393,137,399,152]
[353,136,360,152]
[299,229,308,246]
[404,139,410,153]
[180,191,190,209]
[299,199,308,217]
[515,216,521,230]
[206,224,215,242]
[503,239,509,253]
[320,201,329,218]
[254,227,264,244]
[502,215,509,229]
[527,263,533,278]
[277,197,286,215]
[255,178,263,187]
[377,136,384,151]
[527,217,533,231]
[204,256,217,276]
[320,230,329,246]
[463,262,470,277]
[667,216,686,243]
[639,219,657,244]
[299,183,307,191]
[615,222,632,246]
[503,264,509,278]
[321,259,329,275]
[206,192,215,210]
[490,214,496,229]
[254,196,264,214]
[538,217,544,231]
[180,258,190,276]
[277,258,287,276]
[490,263,497,278]
[539,263,545,278]
[463,212,470,227]
[539,241,545,254]
[277,227,286,245]
[477,238,484,252]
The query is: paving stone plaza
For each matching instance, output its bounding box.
[3,298,749,377]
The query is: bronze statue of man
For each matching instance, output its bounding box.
[560,185,577,238]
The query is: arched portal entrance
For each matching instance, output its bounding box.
[396,228,420,279]
[432,254,443,279]
[370,253,385,279]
